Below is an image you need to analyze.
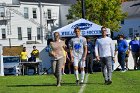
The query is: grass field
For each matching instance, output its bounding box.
[0,71,140,93]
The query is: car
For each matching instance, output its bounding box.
[3,56,20,75]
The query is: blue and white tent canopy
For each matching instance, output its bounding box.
[53,18,110,37]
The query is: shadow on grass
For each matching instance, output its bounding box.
[7,83,78,87]
[7,82,104,87]
[85,82,104,85]
[7,83,56,87]
[62,82,104,86]
[61,82,77,86]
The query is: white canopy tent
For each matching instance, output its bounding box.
[53,18,111,37]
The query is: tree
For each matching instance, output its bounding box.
[66,0,127,32]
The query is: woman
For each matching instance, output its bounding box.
[49,32,66,87]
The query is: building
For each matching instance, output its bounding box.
[0,0,76,46]
[114,0,140,39]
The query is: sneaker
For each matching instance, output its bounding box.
[104,80,108,85]
[90,72,93,74]
[76,80,79,86]
[80,80,84,85]
[107,80,112,85]
[126,68,129,71]
[134,67,137,70]
[121,70,126,73]
[62,73,66,75]
[57,84,61,87]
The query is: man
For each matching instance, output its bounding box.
[69,27,87,85]
[86,37,95,74]
[129,35,140,70]
[20,47,28,75]
[115,34,128,72]
[95,26,114,85]
[31,46,39,62]
[49,32,66,87]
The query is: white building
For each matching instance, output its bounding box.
[114,0,140,39]
[0,0,76,46]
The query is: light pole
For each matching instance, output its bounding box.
[81,0,85,18]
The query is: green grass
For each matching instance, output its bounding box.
[0,71,140,93]
[84,71,140,93]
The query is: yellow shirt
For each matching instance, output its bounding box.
[62,48,67,57]
[20,51,28,60]
[31,49,39,58]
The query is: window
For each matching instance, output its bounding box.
[129,28,133,37]
[37,28,41,40]
[2,28,6,39]
[27,28,32,40]
[17,27,22,40]
[0,7,5,17]
[47,9,51,19]
[24,7,29,18]
[33,8,37,18]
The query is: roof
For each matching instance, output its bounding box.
[122,0,140,17]
[19,0,77,5]
[53,18,110,37]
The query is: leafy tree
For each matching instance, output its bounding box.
[66,0,127,32]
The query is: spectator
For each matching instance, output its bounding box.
[30,46,39,62]
[20,47,28,75]
[86,37,95,74]
[129,35,140,70]
[62,46,67,75]
[20,47,28,62]
[125,49,129,70]
[115,34,128,72]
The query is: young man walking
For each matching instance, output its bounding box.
[69,27,87,85]
[95,27,115,85]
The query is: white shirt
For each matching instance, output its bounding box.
[95,37,114,57]
[69,36,87,57]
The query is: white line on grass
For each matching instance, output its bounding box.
[78,74,89,93]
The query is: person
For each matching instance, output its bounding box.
[69,27,87,85]
[20,47,28,75]
[20,47,28,62]
[86,37,95,74]
[129,35,140,70]
[49,32,66,87]
[95,26,115,85]
[61,38,68,75]
[115,34,128,72]
[30,46,39,62]
[125,49,129,70]
[62,46,67,75]
[67,51,72,74]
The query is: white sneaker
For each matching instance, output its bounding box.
[80,80,84,85]
[121,70,126,73]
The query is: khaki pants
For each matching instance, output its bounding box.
[52,57,64,85]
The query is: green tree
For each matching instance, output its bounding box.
[66,0,127,32]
